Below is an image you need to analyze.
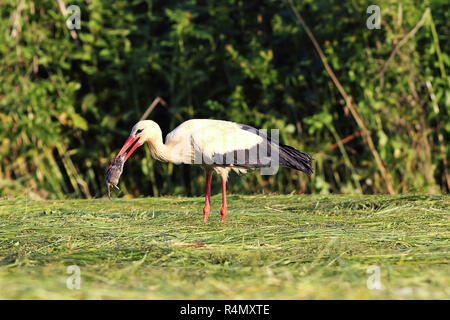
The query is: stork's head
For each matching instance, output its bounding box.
[110,120,159,167]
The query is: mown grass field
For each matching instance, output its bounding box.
[0,194,448,299]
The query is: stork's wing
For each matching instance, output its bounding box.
[165,119,313,174]
[190,122,275,167]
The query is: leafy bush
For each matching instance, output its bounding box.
[0,0,448,198]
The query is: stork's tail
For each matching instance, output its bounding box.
[279,144,313,175]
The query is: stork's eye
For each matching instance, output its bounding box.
[136,129,143,135]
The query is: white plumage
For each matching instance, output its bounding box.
[167,119,263,165]
[112,119,313,223]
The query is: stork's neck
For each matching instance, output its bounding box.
[146,130,171,162]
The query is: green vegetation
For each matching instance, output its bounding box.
[1,0,447,302]
[0,194,448,299]
[0,0,448,198]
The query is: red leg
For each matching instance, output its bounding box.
[220,178,227,221]
[203,172,211,223]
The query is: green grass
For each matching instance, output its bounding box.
[0,194,448,299]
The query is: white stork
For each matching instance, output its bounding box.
[111,119,313,223]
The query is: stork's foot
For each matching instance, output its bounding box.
[203,205,210,223]
[220,205,227,222]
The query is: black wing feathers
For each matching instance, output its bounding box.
[209,123,313,175]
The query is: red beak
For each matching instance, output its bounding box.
[108,136,142,169]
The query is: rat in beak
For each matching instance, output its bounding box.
[105,121,154,199]
[105,153,126,199]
